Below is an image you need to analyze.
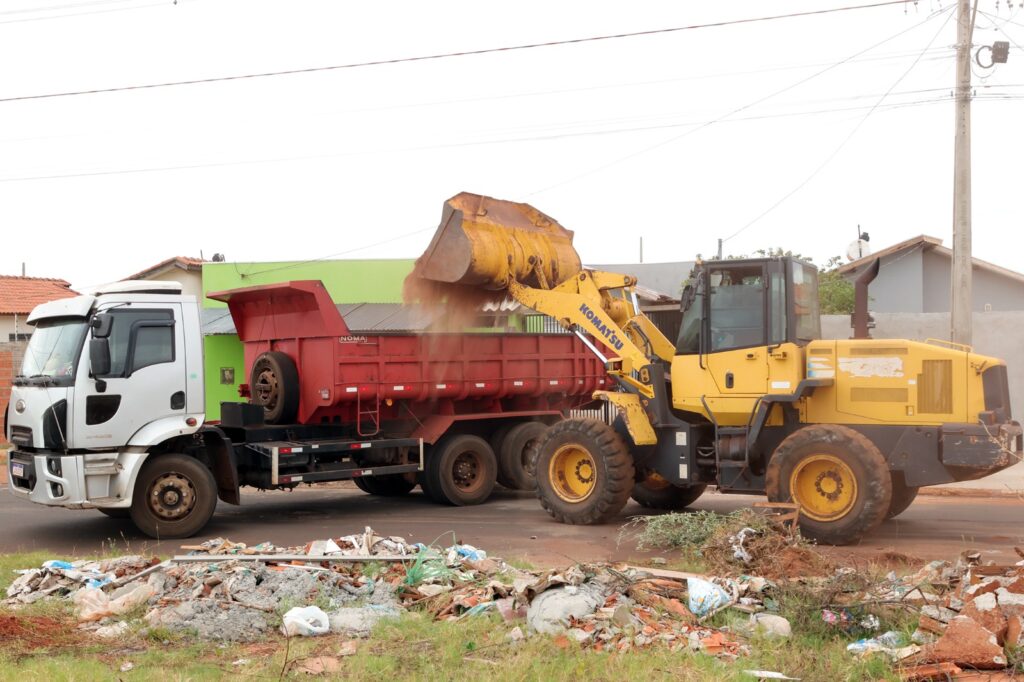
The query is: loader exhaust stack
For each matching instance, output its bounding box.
[412,192,582,291]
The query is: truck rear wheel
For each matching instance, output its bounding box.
[130,454,218,539]
[631,477,707,510]
[886,471,920,519]
[766,424,892,546]
[425,434,497,506]
[535,419,634,525]
[250,351,299,424]
[498,421,546,491]
[354,474,417,497]
[489,423,517,488]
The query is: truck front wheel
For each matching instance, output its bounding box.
[130,454,218,539]
[766,424,892,546]
[535,419,634,525]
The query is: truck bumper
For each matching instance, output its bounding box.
[7,450,145,509]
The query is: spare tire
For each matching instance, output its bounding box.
[250,351,299,424]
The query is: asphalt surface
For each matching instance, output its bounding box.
[2,484,1023,567]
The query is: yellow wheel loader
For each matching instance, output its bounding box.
[411,192,1023,545]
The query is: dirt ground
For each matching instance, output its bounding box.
[2,484,1022,568]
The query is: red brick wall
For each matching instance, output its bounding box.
[0,341,26,444]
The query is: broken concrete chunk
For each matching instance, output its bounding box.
[919,616,1007,670]
[328,604,402,638]
[526,584,606,635]
[960,592,1008,644]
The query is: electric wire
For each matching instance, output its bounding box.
[720,5,956,244]
[523,4,954,198]
[0,0,923,104]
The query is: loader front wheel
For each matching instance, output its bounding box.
[766,424,891,546]
[535,419,634,525]
[631,476,707,510]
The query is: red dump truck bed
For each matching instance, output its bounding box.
[208,281,609,505]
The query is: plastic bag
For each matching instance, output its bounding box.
[687,578,731,617]
[73,583,155,622]
[281,606,331,637]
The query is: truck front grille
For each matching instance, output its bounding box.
[9,426,32,447]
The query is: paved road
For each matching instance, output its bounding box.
[2,484,1023,567]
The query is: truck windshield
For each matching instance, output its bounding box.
[20,319,88,384]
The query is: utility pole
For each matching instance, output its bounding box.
[950,0,976,345]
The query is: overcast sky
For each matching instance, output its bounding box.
[0,0,1021,290]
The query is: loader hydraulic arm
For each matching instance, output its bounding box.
[508,269,675,398]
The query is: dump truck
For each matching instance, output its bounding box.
[4,278,608,538]
[410,192,1023,545]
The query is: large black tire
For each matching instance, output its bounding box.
[250,351,299,424]
[535,418,635,525]
[130,454,218,539]
[355,474,417,497]
[96,507,131,519]
[886,471,920,519]
[766,424,892,546]
[352,476,372,493]
[631,478,707,510]
[499,421,547,491]
[489,423,517,489]
[425,434,497,506]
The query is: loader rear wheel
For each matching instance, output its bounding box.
[354,474,417,497]
[631,476,707,510]
[535,419,634,525]
[766,424,891,546]
[130,454,217,539]
[886,471,919,519]
[499,421,547,491]
[426,434,497,506]
[250,351,299,425]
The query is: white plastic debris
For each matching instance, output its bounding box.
[687,578,731,617]
[73,583,155,622]
[281,606,331,637]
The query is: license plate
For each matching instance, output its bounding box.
[10,462,24,478]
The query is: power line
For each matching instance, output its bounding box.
[523,5,954,198]
[0,0,171,25]
[722,4,956,243]
[0,96,953,184]
[0,1,922,104]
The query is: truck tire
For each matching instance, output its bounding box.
[631,478,707,510]
[425,434,497,506]
[535,418,635,525]
[250,351,299,424]
[130,453,218,539]
[886,471,920,519]
[97,508,131,519]
[489,423,517,489]
[355,474,417,497]
[499,421,547,491]
[766,424,892,546]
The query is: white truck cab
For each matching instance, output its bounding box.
[6,281,205,516]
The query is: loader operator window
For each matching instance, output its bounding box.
[101,309,174,377]
[790,261,821,341]
[708,265,765,352]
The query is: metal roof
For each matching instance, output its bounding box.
[203,303,441,336]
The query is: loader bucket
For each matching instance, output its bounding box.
[413,192,582,290]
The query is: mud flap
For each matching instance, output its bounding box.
[202,428,241,505]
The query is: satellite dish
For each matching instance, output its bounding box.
[846,239,871,261]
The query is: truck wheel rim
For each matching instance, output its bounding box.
[452,451,483,493]
[549,445,596,502]
[253,368,279,410]
[789,454,857,522]
[148,473,197,521]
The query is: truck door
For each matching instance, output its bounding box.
[70,304,186,450]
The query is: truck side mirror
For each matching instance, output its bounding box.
[90,338,111,377]
[91,313,113,339]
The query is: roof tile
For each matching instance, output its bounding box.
[0,276,76,315]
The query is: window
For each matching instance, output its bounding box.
[790,262,821,341]
[9,333,31,342]
[103,309,175,377]
[769,270,787,345]
[708,265,765,352]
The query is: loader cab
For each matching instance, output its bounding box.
[676,257,821,356]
